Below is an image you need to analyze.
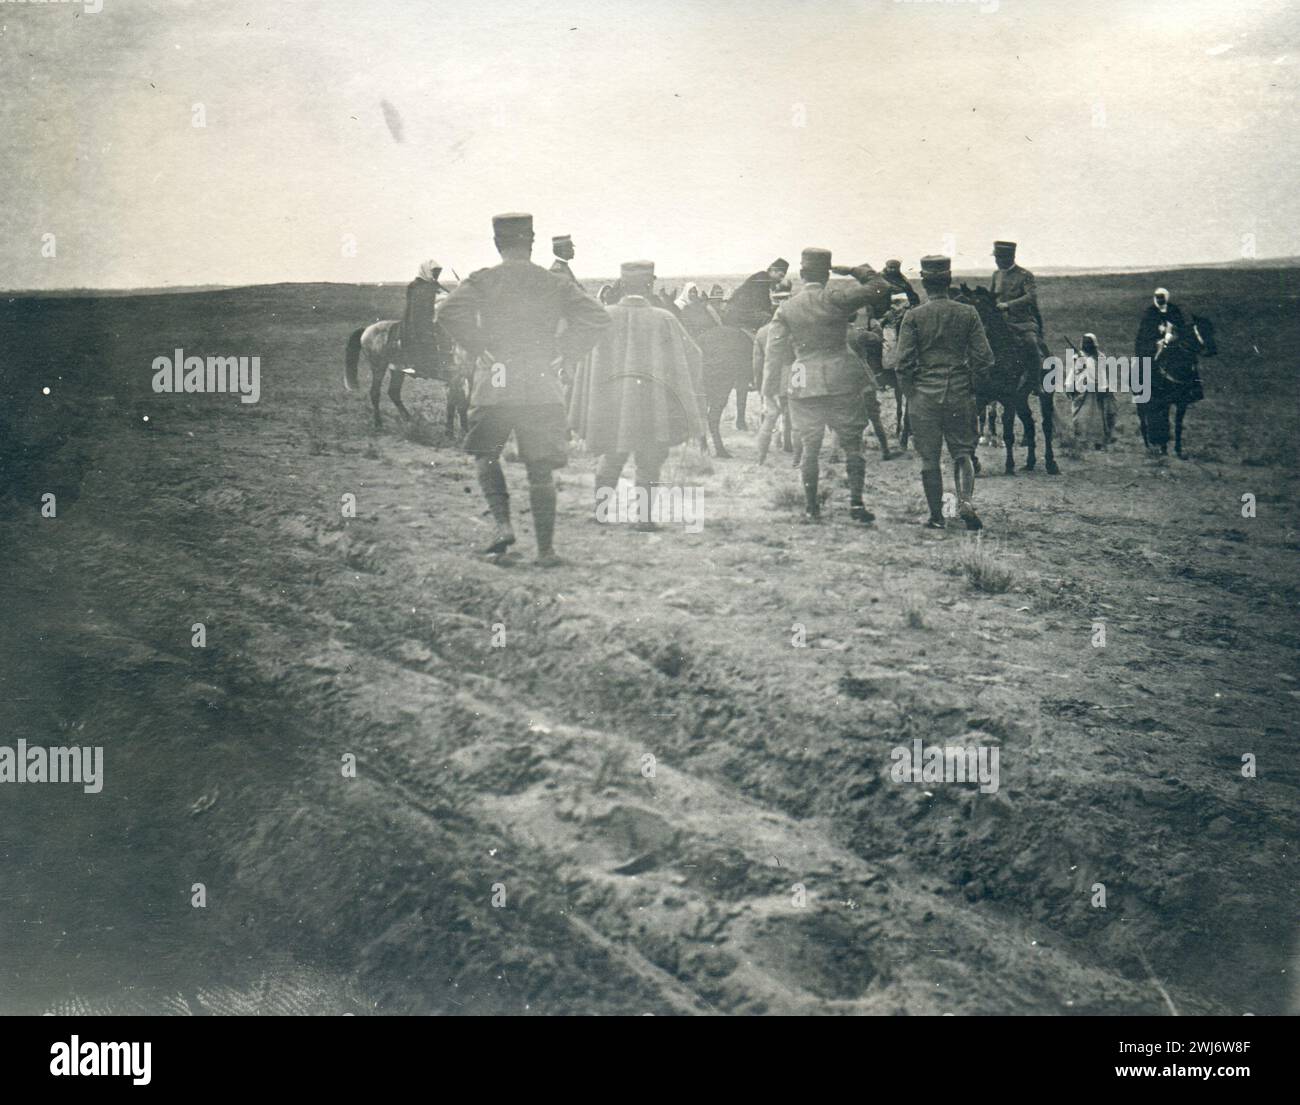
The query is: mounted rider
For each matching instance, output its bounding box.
[990,240,1050,370]
[402,259,446,377]
[723,259,788,332]
[549,234,581,285]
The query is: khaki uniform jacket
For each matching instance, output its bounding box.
[549,258,580,285]
[895,295,995,404]
[990,264,1045,333]
[764,280,875,399]
[437,259,609,408]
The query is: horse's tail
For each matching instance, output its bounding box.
[344,327,364,391]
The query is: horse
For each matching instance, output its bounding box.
[343,320,469,433]
[1138,314,1215,457]
[959,284,1059,475]
[695,324,758,457]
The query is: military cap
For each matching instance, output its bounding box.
[920,254,952,277]
[800,247,832,270]
[620,259,655,279]
[770,257,790,271]
[552,234,573,246]
[884,259,903,271]
[492,212,534,239]
[992,240,1017,255]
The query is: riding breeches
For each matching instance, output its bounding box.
[909,392,976,474]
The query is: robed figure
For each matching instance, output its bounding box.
[569,261,707,528]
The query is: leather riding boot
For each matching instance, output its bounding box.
[801,462,821,521]
[476,457,516,554]
[527,469,560,565]
[846,455,873,523]
[954,456,982,531]
[921,469,945,528]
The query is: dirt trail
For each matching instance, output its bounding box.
[1,283,1296,1014]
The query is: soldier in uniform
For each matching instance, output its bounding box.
[764,247,878,524]
[990,240,1049,363]
[568,260,707,531]
[437,213,610,567]
[549,234,580,285]
[896,255,995,531]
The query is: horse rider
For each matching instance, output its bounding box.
[437,212,610,567]
[991,240,1050,369]
[764,247,880,525]
[569,260,707,531]
[724,258,789,332]
[754,282,799,467]
[550,234,581,285]
[881,259,920,307]
[1134,286,1204,455]
[895,254,995,532]
[402,259,446,377]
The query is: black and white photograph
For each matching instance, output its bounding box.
[0,0,1296,1054]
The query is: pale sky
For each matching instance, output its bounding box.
[2,0,1298,288]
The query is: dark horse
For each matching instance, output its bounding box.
[343,320,469,433]
[695,324,757,457]
[1138,315,1215,457]
[959,284,1058,475]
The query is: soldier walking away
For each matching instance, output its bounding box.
[437,212,610,567]
[568,260,707,532]
[764,247,879,525]
[402,259,445,377]
[991,240,1050,364]
[550,234,580,284]
[896,255,995,531]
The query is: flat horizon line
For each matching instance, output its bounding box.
[5,254,1298,296]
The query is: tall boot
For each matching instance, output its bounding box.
[801,461,821,522]
[756,425,773,466]
[954,455,982,531]
[527,468,560,566]
[846,454,874,524]
[921,469,945,529]
[871,420,892,460]
[476,457,516,554]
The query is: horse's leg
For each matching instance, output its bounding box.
[1041,393,1059,474]
[1002,401,1016,474]
[369,360,385,429]
[1174,402,1186,457]
[735,383,749,431]
[711,389,732,457]
[1020,394,1037,470]
[388,367,411,422]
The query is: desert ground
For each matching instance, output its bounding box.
[0,267,1297,1015]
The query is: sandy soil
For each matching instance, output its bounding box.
[0,273,1296,1014]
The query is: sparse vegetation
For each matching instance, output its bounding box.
[956,536,1014,594]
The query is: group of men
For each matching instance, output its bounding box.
[427,212,1057,564]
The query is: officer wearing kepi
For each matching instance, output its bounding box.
[990,240,1049,362]
[437,212,610,567]
[895,255,995,531]
[764,247,880,524]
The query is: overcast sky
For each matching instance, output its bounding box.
[2,0,1298,288]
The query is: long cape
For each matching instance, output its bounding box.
[568,298,707,454]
